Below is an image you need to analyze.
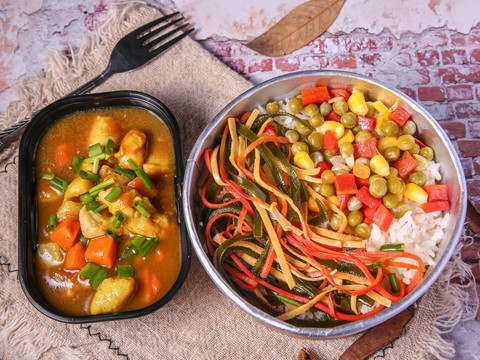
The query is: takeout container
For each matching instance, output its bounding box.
[18,91,191,323]
[183,70,467,338]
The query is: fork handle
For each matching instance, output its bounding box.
[0,68,114,154]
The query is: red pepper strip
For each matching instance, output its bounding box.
[348,267,383,296]
[422,184,449,201]
[392,150,418,179]
[373,204,394,232]
[334,173,358,195]
[355,175,370,187]
[314,161,331,178]
[318,278,328,291]
[421,200,450,213]
[230,253,257,280]
[324,130,338,153]
[239,111,252,124]
[260,246,276,279]
[389,107,411,127]
[357,116,375,131]
[356,186,382,210]
[328,292,335,313]
[326,111,341,122]
[201,177,241,209]
[219,125,229,180]
[374,269,405,302]
[362,206,376,224]
[204,148,213,174]
[329,88,351,101]
[238,135,289,164]
[353,137,378,158]
[236,206,248,235]
[301,86,331,105]
[337,194,352,211]
[414,138,426,148]
[224,263,258,288]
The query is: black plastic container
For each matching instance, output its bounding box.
[18,91,191,323]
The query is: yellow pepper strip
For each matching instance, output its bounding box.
[245,108,260,129]
[277,286,335,321]
[227,118,244,177]
[210,146,227,186]
[351,295,359,315]
[338,285,392,307]
[256,117,273,136]
[338,129,355,144]
[372,100,391,117]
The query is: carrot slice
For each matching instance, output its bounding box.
[137,269,161,303]
[55,142,75,167]
[127,176,158,198]
[50,218,80,251]
[64,242,86,270]
[85,236,116,268]
[301,86,331,105]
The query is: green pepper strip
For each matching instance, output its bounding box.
[308,199,329,225]
[208,204,255,229]
[236,124,289,195]
[229,173,267,202]
[315,258,366,278]
[251,240,271,277]
[253,111,315,132]
[253,208,263,238]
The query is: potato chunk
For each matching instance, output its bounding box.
[57,200,83,221]
[38,243,63,266]
[88,116,124,147]
[65,177,93,200]
[90,277,135,315]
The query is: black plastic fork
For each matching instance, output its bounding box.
[0,12,194,153]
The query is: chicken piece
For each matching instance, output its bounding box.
[123,212,168,239]
[114,130,147,170]
[79,206,111,238]
[65,177,93,200]
[99,165,131,186]
[143,137,173,178]
[57,200,84,221]
[90,277,135,315]
[88,116,124,147]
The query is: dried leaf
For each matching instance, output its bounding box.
[246,0,344,57]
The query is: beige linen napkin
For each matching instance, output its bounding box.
[0,2,476,359]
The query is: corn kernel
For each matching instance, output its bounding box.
[375,115,388,136]
[327,195,340,207]
[348,91,368,116]
[369,154,390,177]
[319,121,345,139]
[372,101,391,117]
[403,183,428,204]
[353,162,371,179]
[338,129,355,144]
[378,136,398,154]
[294,151,315,170]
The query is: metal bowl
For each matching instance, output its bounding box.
[183,70,467,337]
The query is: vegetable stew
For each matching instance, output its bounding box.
[35,107,181,315]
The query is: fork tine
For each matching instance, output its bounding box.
[141,16,184,43]
[149,27,194,57]
[129,11,181,38]
[146,23,190,50]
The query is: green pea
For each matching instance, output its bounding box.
[347,196,363,211]
[394,202,411,219]
[321,169,335,184]
[311,182,322,193]
[285,130,299,143]
[369,177,388,198]
[355,131,373,143]
[381,121,399,137]
[408,171,426,187]
[305,103,319,116]
[382,193,399,209]
[408,143,420,156]
[341,112,358,129]
[292,141,309,155]
[397,135,415,151]
[355,223,371,239]
[308,132,324,151]
[384,146,401,162]
[386,167,398,179]
[289,97,304,114]
[329,213,343,231]
[419,146,434,161]
[333,99,348,115]
[320,183,335,197]
[296,121,311,136]
[323,150,337,162]
[309,114,325,128]
[387,177,405,195]
[352,125,362,135]
[402,120,416,135]
[339,142,354,157]
[320,102,332,117]
[348,211,364,227]
[266,101,280,113]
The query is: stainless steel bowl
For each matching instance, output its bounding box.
[183,70,467,337]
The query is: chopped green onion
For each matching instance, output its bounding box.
[106,228,118,240]
[358,294,375,307]
[90,268,109,290]
[130,235,146,249]
[134,200,151,218]
[379,243,404,252]
[120,246,136,261]
[108,211,126,229]
[47,214,57,232]
[92,157,100,174]
[88,178,115,195]
[389,273,400,293]
[86,201,101,211]
[80,192,95,205]
[105,139,114,156]
[79,235,89,247]
[113,166,135,179]
[50,176,68,193]
[253,209,263,237]
[117,264,135,277]
[83,153,106,164]
[137,238,158,257]
[71,157,83,173]
[79,263,102,279]
[127,159,138,169]
[104,186,123,202]
[79,170,100,182]
[372,262,384,269]
[341,290,349,295]
[275,293,303,307]
[41,173,55,180]
[133,167,153,190]
[88,143,104,158]
[92,204,108,214]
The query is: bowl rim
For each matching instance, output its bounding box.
[18,90,191,323]
[183,70,467,338]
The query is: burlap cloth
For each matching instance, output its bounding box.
[0,2,477,359]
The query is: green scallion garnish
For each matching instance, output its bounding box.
[372,262,384,269]
[79,263,102,279]
[88,143,104,158]
[117,264,135,277]
[90,268,109,290]
[41,173,55,180]
[137,238,158,257]
[120,246,135,261]
[379,244,404,252]
[133,167,153,190]
[88,178,115,195]
[134,200,151,218]
[71,157,83,173]
[127,159,138,169]
[86,201,101,211]
[104,186,123,202]
[92,157,100,174]
[389,273,400,293]
[92,204,108,214]
[106,228,118,241]
[50,176,68,193]
[79,234,89,247]
[80,192,95,205]
[113,165,135,179]
[47,214,57,232]
[105,139,114,156]
[83,153,106,164]
[108,211,126,229]
[79,170,100,182]
[130,235,146,249]
[275,293,303,307]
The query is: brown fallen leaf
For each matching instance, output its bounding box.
[246,0,344,57]
[298,348,318,360]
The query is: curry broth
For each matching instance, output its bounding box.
[35,107,181,315]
